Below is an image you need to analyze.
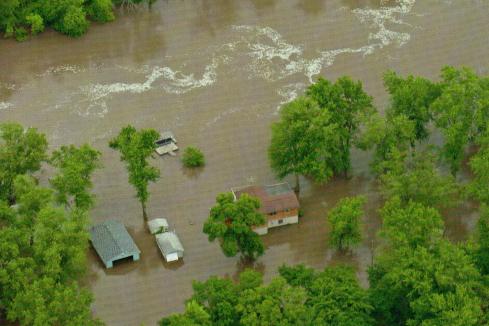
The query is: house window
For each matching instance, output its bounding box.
[270,211,277,215]
[278,219,284,224]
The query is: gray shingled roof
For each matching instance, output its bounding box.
[90,220,140,265]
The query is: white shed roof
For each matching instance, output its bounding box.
[147,218,169,235]
[156,232,184,258]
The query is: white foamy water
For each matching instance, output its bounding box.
[39,64,86,77]
[0,102,13,110]
[57,0,417,117]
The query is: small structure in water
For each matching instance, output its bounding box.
[155,231,185,262]
[147,218,169,235]
[147,218,184,262]
[89,220,141,268]
[155,131,178,156]
[231,182,300,235]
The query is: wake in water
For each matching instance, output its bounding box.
[37,0,417,118]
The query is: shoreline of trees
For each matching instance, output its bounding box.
[0,0,158,41]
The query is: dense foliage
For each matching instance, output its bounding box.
[203,192,266,260]
[327,195,365,250]
[182,146,205,168]
[109,125,160,220]
[161,266,373,326]
[269,77,373,191]
[0,0,158,40]
[167,66,489,325]
[0,123,102,325]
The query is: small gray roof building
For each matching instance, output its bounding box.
[89,220,141,268]
[155,232,184,262]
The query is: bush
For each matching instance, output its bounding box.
[182,146,205,168]
[26,14,45,35]
[55,6,89,37]
[14,27,28,41]
[86,0,115,23]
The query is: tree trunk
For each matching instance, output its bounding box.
[142,202,148,221]
[294,173,300,194]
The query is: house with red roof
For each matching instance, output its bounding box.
[231,182,300,235]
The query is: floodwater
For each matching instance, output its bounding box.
[1,0,489,325]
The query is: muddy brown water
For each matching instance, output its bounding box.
[1,1,489,325]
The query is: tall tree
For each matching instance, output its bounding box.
[307,266,374,325]
[431,66,489,175]
[50,144,101,210]
[368,241,484,326]
[0,187,100,325]
[327,196,365,251]
[203,193,265,260]
[474,205,489,275]
[379,197,444,249]
[356,113,416,175]
[0,123,48,203]
[379,149,459,209]
[306,76,375,177]
[269,96,340,192]
[383,70,441,142]
[110,125,160,220]
[468,134,489,205]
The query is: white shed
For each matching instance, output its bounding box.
[155,231,184,262]
[147,218,169,235]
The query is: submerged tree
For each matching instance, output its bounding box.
[383,70,441,142]
[356,113,416,175]
[327,196,365,251]
[110,125,160,220]
[0,123,48,204]
[431,66,489,175]
[269,96,340,193]
[203,192,266,260]
[306,76,375,178]
[50,144,101,210]
[368,241,484,326]
[379,197,444,250]
[379,149,459,210]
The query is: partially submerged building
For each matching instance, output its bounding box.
[155,231,184,262]
[232,182,300,235]
[155,131,178,156]
[89,220,141,268]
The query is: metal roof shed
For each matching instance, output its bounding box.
[155,232,184,262]
[90,220,141,268]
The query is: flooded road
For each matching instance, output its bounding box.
[2,0,489,325]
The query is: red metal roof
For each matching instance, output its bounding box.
[234,183,299,214]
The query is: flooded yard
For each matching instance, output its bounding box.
[1,1,489,325]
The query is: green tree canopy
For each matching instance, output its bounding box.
[468,133,489,205]
[0,183,100,325]
[473,205,489,275]
[431,66,489,175]
[50,144,101,210]
[383,70,441,141]
[269,96,340,192]
[327,196,365,251]
[379,197,444,249]
[110,125,160,220]
[379,149,459,209]
[306,76,375,177]
[369,241,484,326]
[0,123,48,203]
[203,192,265,260]
[356,113,416,174]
